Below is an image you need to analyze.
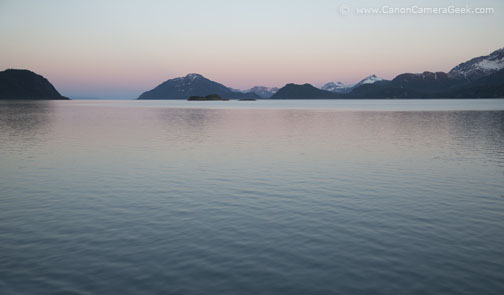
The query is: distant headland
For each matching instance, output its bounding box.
[0,69,69,100]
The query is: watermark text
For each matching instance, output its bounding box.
[339,5,494,15]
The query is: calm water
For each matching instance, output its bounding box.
[1,99,504,294]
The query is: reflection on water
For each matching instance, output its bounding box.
[0,101,55,155]
[156,108,224,141]
[1,100,504,295]
[0,101,54,134]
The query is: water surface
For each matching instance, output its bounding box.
[1,99,504,294]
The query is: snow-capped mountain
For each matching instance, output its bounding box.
[352,75,384,89]
[449,48,504,81]
[321,75,384,93]
[138,73,259,99]
[321,82,349,93]
[245,86,279,98]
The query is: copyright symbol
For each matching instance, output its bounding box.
[340,5,350,15]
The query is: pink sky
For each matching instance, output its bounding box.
[1,0,503,98]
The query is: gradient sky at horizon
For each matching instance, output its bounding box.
[1,0,503,99]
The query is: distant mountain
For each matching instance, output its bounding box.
[125,48,504,100]
[391,71,464,94]
[0,69,68,100]
[321,75,385,94]
[449,48,504,81]
[321,82,349,93]
[446,69,504,98]
[352,75,385,89]
[228,87,243,93]
[271,83,338,99]
[245,86,279,98]
[346,48,504,99]
[349,68,504,99]
[138,73,259,100]
[348,71,465,98]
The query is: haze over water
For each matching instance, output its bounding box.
[1,100,504,294]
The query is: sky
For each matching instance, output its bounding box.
[1,0,503,99]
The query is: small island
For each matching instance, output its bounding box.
[239,98,256,101]
[187,94,229,101]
